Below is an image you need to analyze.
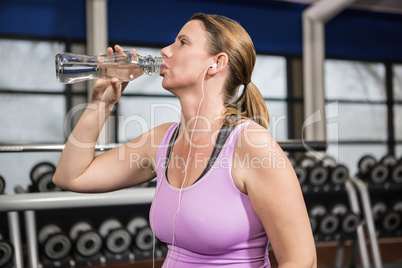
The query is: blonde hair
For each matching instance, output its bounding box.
[190,13,270,129]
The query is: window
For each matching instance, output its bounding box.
[0,39,66,143]
[0,39,68,194]
[325,60,386,102]
[393,64,402,156]
[324,59,388,175]
[254,55,288,140]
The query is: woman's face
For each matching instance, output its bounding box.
[160,20,213,92]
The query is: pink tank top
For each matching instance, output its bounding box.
[150,121,270,267]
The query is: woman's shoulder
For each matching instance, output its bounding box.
[234,119,270,136]
[125,122,178,151]
[147,122,178,145]
[234,120,276,152]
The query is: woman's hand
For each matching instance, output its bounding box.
[90,45,138,109]
[90,77,125,109]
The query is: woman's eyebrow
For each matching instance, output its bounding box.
[176,34,189,41]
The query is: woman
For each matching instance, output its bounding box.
[54,13,316,268]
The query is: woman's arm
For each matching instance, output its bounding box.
[233,124,317,268]
[53,45,170,193]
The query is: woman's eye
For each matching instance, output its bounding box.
[180,40,187,46]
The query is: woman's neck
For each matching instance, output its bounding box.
[178,89,225,142]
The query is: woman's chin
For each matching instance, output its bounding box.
[161,80,177,92]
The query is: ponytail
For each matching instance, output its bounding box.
[189,13,269,129]
[224,82,270,129]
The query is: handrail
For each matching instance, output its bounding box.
[350,176,383,268]
[344,180,370,268]
[0,140,327,153]
[279,140,327,152]
[0,188,155,212]
[0,143,118,152]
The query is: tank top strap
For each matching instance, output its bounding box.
[156,122,180,175]
[223,120,259,156]
[226,121,258,146]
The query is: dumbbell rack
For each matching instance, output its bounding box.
[0,188,155,268]
[1,185,380,268]
[301,178,380,268]
[1,141,329,268]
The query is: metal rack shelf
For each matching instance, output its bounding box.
[0,188,155,212]
[0,140,327,153]
[0,188,155,268]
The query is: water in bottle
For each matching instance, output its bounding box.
[55,51,164,84]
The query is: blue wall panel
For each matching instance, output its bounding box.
[106,0,304,55]
[326,9,402,61]
[1,0,402,61]
[0,0,86,39]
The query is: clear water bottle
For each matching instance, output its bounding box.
[55,51,164,84]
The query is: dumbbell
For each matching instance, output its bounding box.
[393,201,402,231]
[308,205,325,235]
[308,213,318,234]
[126,215,154,252]
[308,162,329,186]
[390,162,402,184]
[393,201,402,214]
[321,155,337,168]
[98,218,132,255]
[38,224,72,261]
[0,175,5,194]
[293,165,307,185]
[319,155,349,185]
[0,231,13,268]
[331,203,360,234]
[298,156,327,186]
[328,164,349,185]
[358,155,389,185]
[372,202,401,234]
[30,162,62,192]
[299,156,329,186]
[318,212,339,236]
[289,156,307,185]
[299,156,316,169]
[309,204,339,236]
[380,155,402,184]
[69,220,103,258]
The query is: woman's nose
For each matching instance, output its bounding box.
[161,44,172,59]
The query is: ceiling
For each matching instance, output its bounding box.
[278,0,402,15]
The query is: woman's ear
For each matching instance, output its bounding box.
[208,53,228,74]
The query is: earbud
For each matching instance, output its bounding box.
[210,63,217,68]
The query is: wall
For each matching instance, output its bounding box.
[1,0,402,61]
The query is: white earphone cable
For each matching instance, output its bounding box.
[152,65,210,268]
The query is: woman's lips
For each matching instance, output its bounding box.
[160,64,168,75]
